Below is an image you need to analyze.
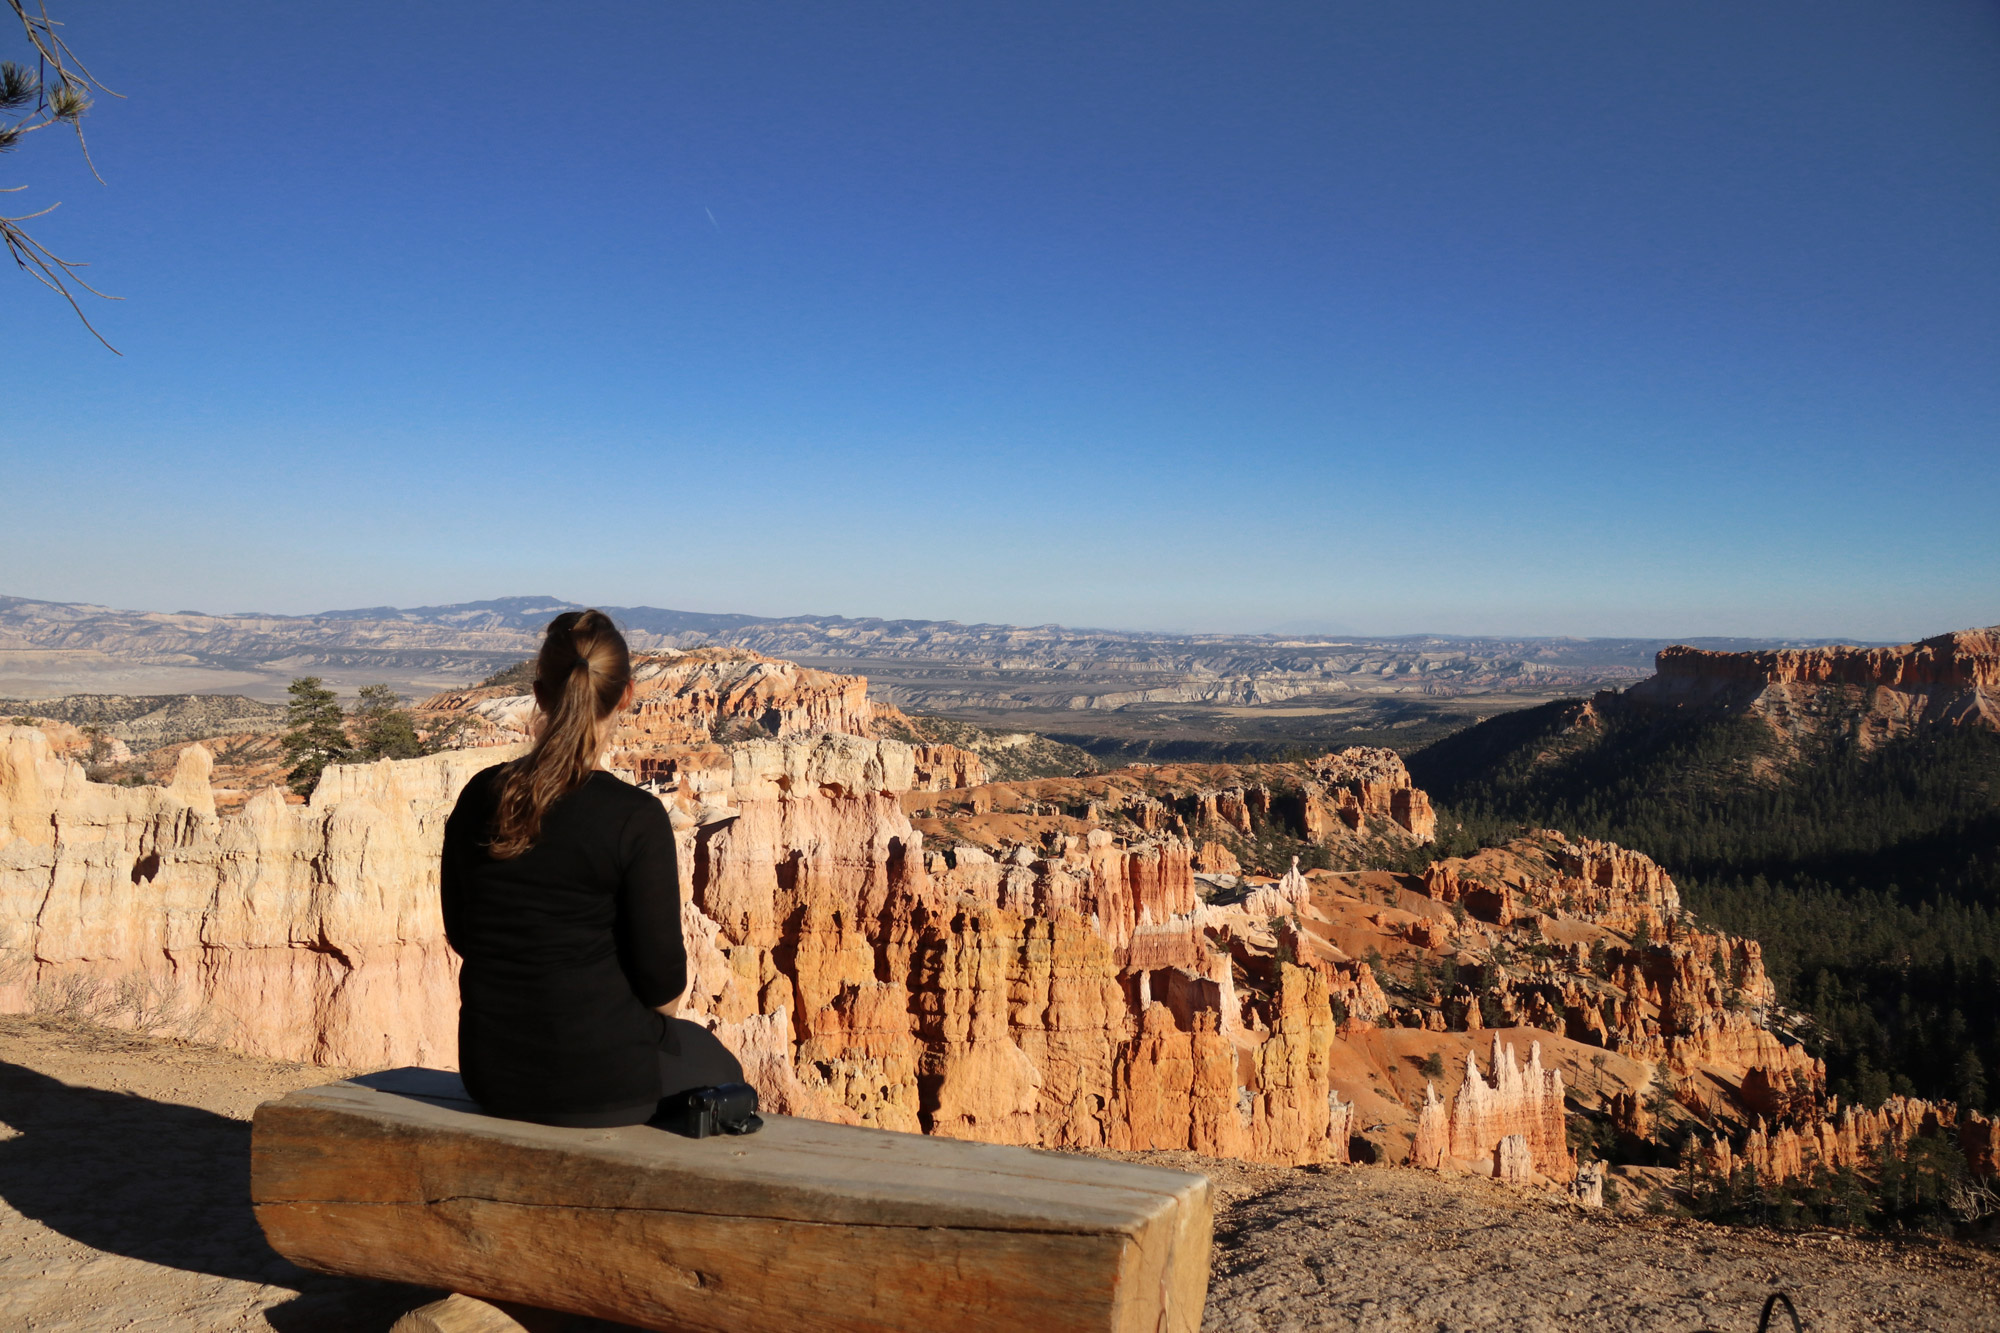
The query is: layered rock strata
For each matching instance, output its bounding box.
[0,725,1374,1166]
[1628,628,2000,743]
[0,726,498,1067]
[420,648,983,790]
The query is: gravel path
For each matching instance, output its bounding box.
[3,1017,1995,1332]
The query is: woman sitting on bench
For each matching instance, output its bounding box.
[441,609,745,1128]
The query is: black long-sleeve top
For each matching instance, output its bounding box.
[441,765,686,1124]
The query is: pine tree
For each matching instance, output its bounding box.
[1644,1062,1677,1121]
[351,684,423,761]
[1957,1048,1988,1113]
[282,677,350,797]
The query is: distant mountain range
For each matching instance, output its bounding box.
[279,594,1880,659]
[0,591,1893,720]
[311,596,785,637]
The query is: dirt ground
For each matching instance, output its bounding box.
[2,1017,1996,1333]
[1133,1151,2000,1332]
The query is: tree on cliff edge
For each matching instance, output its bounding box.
[282,677,350,798]
[351,684,424,761]
[4,1,119,349]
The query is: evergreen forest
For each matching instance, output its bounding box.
[1408,702,2000,1118]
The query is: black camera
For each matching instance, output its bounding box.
[655,1082,763,1139]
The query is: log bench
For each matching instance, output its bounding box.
[250,1069,1213,1333]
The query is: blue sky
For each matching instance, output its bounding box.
[3,2,1996,638]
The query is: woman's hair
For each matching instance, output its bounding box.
[488,609,631,858]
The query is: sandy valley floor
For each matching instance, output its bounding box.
[1,1016,1995,1332]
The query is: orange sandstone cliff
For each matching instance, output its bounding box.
[1628,627,2000,744]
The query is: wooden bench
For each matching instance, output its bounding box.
[251,1069,1213,1333]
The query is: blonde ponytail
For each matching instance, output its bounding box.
[488,609,631,858]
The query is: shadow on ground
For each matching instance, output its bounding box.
[0,1057,436,1330]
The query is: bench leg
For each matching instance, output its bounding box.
[390,1293,537,1333]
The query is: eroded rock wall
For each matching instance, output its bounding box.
[0,726,507,1067]
[1631,629,2000,741]
[1,722,1371,1166]
[1407,1036,1571,1181]
[1714,1096,1964,1185]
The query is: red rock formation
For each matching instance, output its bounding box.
[1308,749,1437,841]
[425,646,1003,810]
[1962,1110,1999,1179]
[1403,916,1450,951]
[1420,831,1680,936]
[56,669,1981,1187]
[29,637,2000,1191]
[1545,835,1680,935]
[1652,630,2000,692]
[0,725,499,1067]
[1718,1095,1961,1184]
[1409,1082,1448,1170]
[1632,629,2000,740]
[1321,958,1391,1027]
[907,742,986,791]
[1438,1036,1573,1181]
[1194,841,1240,874]
[1411,831,1795,1091]
[1738,1061,1827,1125]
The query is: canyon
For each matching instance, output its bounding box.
[8,641,1986,1202]
[1407,627,2000,1207]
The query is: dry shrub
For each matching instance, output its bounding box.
[26,969,224,1045]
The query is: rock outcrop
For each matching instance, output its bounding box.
[421,648,985,792]
[1409,830,1794,1082]
[1456,1038,1571,1180]
[0,726,502,1068]
[1307,749,1438,843]
[1650,630,2000,693]
[662,733,1364,1163]
[422,648,877,751]
[0,722,1380,1168]
[1570,1160,1605,1207]
[1713,1095,1964,1185]
[1419,830,1679,936]
[1962,1110,1999,1179]
[1409,1036,1572,1181]
[1630,628,2000,743]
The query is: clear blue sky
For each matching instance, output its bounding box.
[4,2,1996,639]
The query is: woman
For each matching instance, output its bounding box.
[441,609,744,1127]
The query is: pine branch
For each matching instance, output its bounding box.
[5,0,121,348]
